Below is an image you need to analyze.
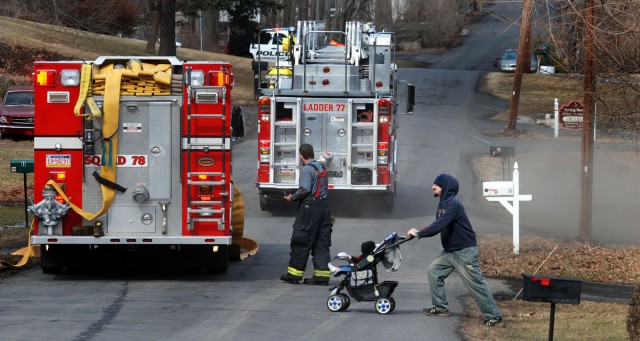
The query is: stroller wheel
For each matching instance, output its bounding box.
[327,294,346,312]
[375,297,396,314]
[339,294,350,311]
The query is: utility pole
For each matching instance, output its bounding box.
[505,0,534,132]
[580,0,595,241]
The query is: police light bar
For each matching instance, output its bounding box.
[35,70,56,86]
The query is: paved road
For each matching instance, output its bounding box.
[1,2,638,341]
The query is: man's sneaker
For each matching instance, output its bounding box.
[485,316,503,327]
[280,273,302,284]
[303,276,329,286]
[423,307,449,316]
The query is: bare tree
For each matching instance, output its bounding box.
[146,0,162,54]
[549,0,640,136]
[158,0,177,56]
[397,0,461,48]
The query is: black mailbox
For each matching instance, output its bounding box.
[522,275,581,304]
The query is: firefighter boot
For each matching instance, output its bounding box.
[280,273,302,284]
[303,276,329,286]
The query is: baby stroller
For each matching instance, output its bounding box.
[326,232,413,314]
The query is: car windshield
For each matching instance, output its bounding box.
[503,51,517,60]
[5,91,34,106]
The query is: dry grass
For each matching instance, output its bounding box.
[479,235,640,285]
[462,297,629,341]
[0,139,34,206]
[479,72,584,120]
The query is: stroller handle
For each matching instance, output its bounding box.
[395,235,414,245]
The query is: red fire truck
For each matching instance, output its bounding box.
[29,56,245,273]
[254,21,414,211]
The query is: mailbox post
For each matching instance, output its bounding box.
[523,275,582,341]
[483,162,532,254]
[10,159,34,228]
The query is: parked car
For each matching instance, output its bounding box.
[0,86,34,138]
[493,49,538,72]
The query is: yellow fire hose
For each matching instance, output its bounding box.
[230,179,258,261]
[0,219,39,270]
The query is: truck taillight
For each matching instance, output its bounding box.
[378,98,391,114]
[209,71,228,86]
[378,98,391,123]
[199,195,213,202]
[259,140,270,162]
[259,97,271,115]
[377,142,388,164]
[50,171,67,203]
[194,174,214,194]
[376,81,384,88]
[60,69,80,86]
[51,172,67,182]
[378,166,390,184]
[35,70,56,87]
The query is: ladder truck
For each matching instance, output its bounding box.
[254,21,414,212]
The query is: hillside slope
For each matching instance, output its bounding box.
[0,16,254,104]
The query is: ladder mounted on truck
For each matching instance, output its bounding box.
[184,67,229,230]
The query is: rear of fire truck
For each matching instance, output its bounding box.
[255,21,414,212]
[30,56,244,273]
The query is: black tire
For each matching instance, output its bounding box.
[339,294,351,311]
[205,246,229,274]
[327,294,346,312]
[383,195,395,214]
[375,297,395,314]
[181,245,229,274]
[40,245,64,274]
[259,194,270,211]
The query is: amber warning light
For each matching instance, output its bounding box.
[36,70,57,86]
[50,171,67,182]
[50,171,67,203]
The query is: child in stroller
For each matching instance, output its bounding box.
[326,232,412,314]
[327,240,376,275]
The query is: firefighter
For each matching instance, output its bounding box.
[280,144,333,285]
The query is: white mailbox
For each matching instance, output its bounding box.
[482,181,514,197]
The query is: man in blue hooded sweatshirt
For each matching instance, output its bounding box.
[407,173,503,327]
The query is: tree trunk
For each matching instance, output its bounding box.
[145,0,161,54]
[158,0,176,56]
[299,0,308,20]
[201,8,220,52]
[289,0,297,24]
[376,0,393,26]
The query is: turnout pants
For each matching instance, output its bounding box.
[287,199,332,278]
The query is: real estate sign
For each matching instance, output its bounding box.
[558,100,583,130]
